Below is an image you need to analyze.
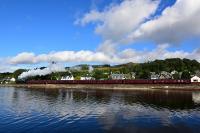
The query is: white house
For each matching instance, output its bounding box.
[150,72,159,80]
[111,74,125,80]
[10,78,16,82]
[131,72,136,79]
[110,73,133,80]
[0,77,16,84]
[191,76,200,83]
[159,71,172,79]
[80,77,94,80]
[61,76,74,80]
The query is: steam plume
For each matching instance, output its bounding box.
[18,62,65,79]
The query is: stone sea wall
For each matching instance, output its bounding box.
[1,84,200,91]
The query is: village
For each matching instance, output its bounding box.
[1,65,200,84]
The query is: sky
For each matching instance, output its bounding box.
[0,0,200,72]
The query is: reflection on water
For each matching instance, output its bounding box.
[0,87,200,133]
[192,92,200,104]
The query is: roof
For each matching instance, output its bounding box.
[191,75,200,79]
[111,74,125,76]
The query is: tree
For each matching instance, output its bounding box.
[138,70,150,79]
[13,69,26,79]
[81,65,89,70]
[172,73,180,79]
[0,72,12,79]
[181,71,191,79]
[92,69,106,80]
[119,67,130,74]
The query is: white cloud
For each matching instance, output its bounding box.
[0,58,19,73]
[76,0,159,53]
[77,0,200,50]
[77,0,158,40]
[9,52,37,64]
[6,45,200,66]
[9,51,113,65]
[97,40,117,55]
[75,10,103,26]
[127,0,200,44]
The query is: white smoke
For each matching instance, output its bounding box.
[18,62,66,79]
[89,66,94,73]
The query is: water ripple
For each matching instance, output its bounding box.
[1,87,200,133]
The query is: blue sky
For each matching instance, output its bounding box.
[0,0,200,71]
[0,0,98,56]
[0,0,124,56]
[0,0,180,55]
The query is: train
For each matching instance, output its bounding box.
[27,79,191,84]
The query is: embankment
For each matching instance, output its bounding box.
[1,84,200,91]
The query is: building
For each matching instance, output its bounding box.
[110,73,133,80]
[80,73,94,80]
[131,72,136,79]
[171,70,181,79]
[111,74,125,80]
[0,77,16,84]
[0,79,3,84]
[159,71,172,79]
[80,76,94,80]
[191,76,200,83]
[150,72,159,80]
[150,71,173,80]
[171,70,178,75]
[61,76,74,80]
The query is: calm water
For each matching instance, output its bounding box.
[1,87,200,133]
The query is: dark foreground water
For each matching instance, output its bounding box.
[1,87,200,133]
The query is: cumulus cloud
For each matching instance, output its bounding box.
[8,52,37,64]
[0,60,19,73]
[0,65,14,73]
[97,40,117,55]
[7,45,200,66]
[9,51,113,65]
[126,0,200,44]
[77,0,200,49]
[116,44,200,63]
[76,0,158,41]
[76,0,159,54]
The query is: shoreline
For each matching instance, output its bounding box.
[1,84,200,91]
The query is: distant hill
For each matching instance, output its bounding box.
[108,58,200,79]
[0,58,200,81]
[112,62,137,68]
[68,59,200,72]
[139,58,200,73]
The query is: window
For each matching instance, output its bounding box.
[193,79,198,82]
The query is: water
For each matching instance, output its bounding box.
[1,87,200,133]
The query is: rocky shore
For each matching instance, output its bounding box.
[1,84,200,91]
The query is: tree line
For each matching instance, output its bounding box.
[0,58,200,81]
